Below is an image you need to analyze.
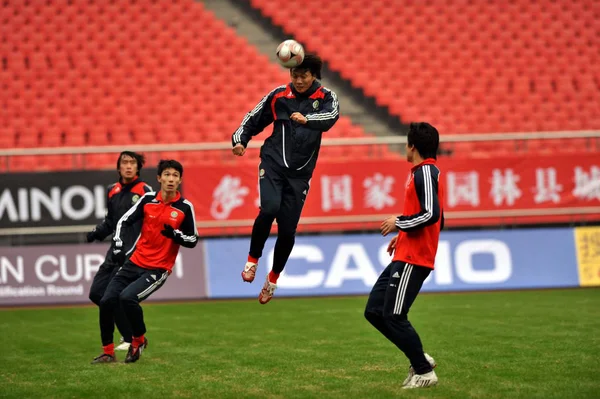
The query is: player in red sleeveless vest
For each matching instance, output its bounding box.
[365,122,445,389]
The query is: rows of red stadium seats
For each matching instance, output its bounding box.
[2,0,598,173]
[251,0,600,135]
[1,0,405,172]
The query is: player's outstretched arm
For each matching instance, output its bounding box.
[395,165,441,232]
[304,89,340,132]
[231,86,283,150]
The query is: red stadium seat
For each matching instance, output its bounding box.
[0,128,16,148]
[84,153,115,170]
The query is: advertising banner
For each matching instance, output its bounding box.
[204,228,580,298]
[184,153,600,235]
[3,154,597,236]
[0,243,207,306]
[0,227,590,305]
[0,171,113,229]
[0,170,161,230]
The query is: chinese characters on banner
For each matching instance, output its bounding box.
[209,175,250,220]
[183,154,600,235]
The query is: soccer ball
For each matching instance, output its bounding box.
[276,40,305,68]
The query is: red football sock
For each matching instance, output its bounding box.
[132,335,145,349]
[248,255,259,264]
[268,271,280,284]
[103,343,115,356]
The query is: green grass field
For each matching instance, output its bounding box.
[1,289,599,398]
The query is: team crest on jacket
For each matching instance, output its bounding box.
[170,211,178,218]
[312,100,319,109]
[259,168,265,178]
[131,194,140,204]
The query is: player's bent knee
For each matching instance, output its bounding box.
[89,291,102,306]
[259,202,280,217]
[364,309,382,323]
[99,295,118,309]
[119,291,139,306]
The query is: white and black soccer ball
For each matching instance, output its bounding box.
[276,39,305,68]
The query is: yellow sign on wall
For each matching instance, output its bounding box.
[575,226,600,287]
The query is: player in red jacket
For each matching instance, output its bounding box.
[92,160,198,364]
[365,122,445,389]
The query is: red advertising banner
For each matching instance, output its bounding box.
[184,153,600,235]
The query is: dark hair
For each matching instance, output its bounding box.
[117,151,145,176]
[407,122,440,159]
[291,53,323,79]
[157,159,183,177]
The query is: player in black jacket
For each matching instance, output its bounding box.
[94,159,198,364]
[87,151,153,354]
[231,54,340,304]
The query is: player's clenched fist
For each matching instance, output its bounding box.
[290,112,307,124]
[232,143,246,156]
